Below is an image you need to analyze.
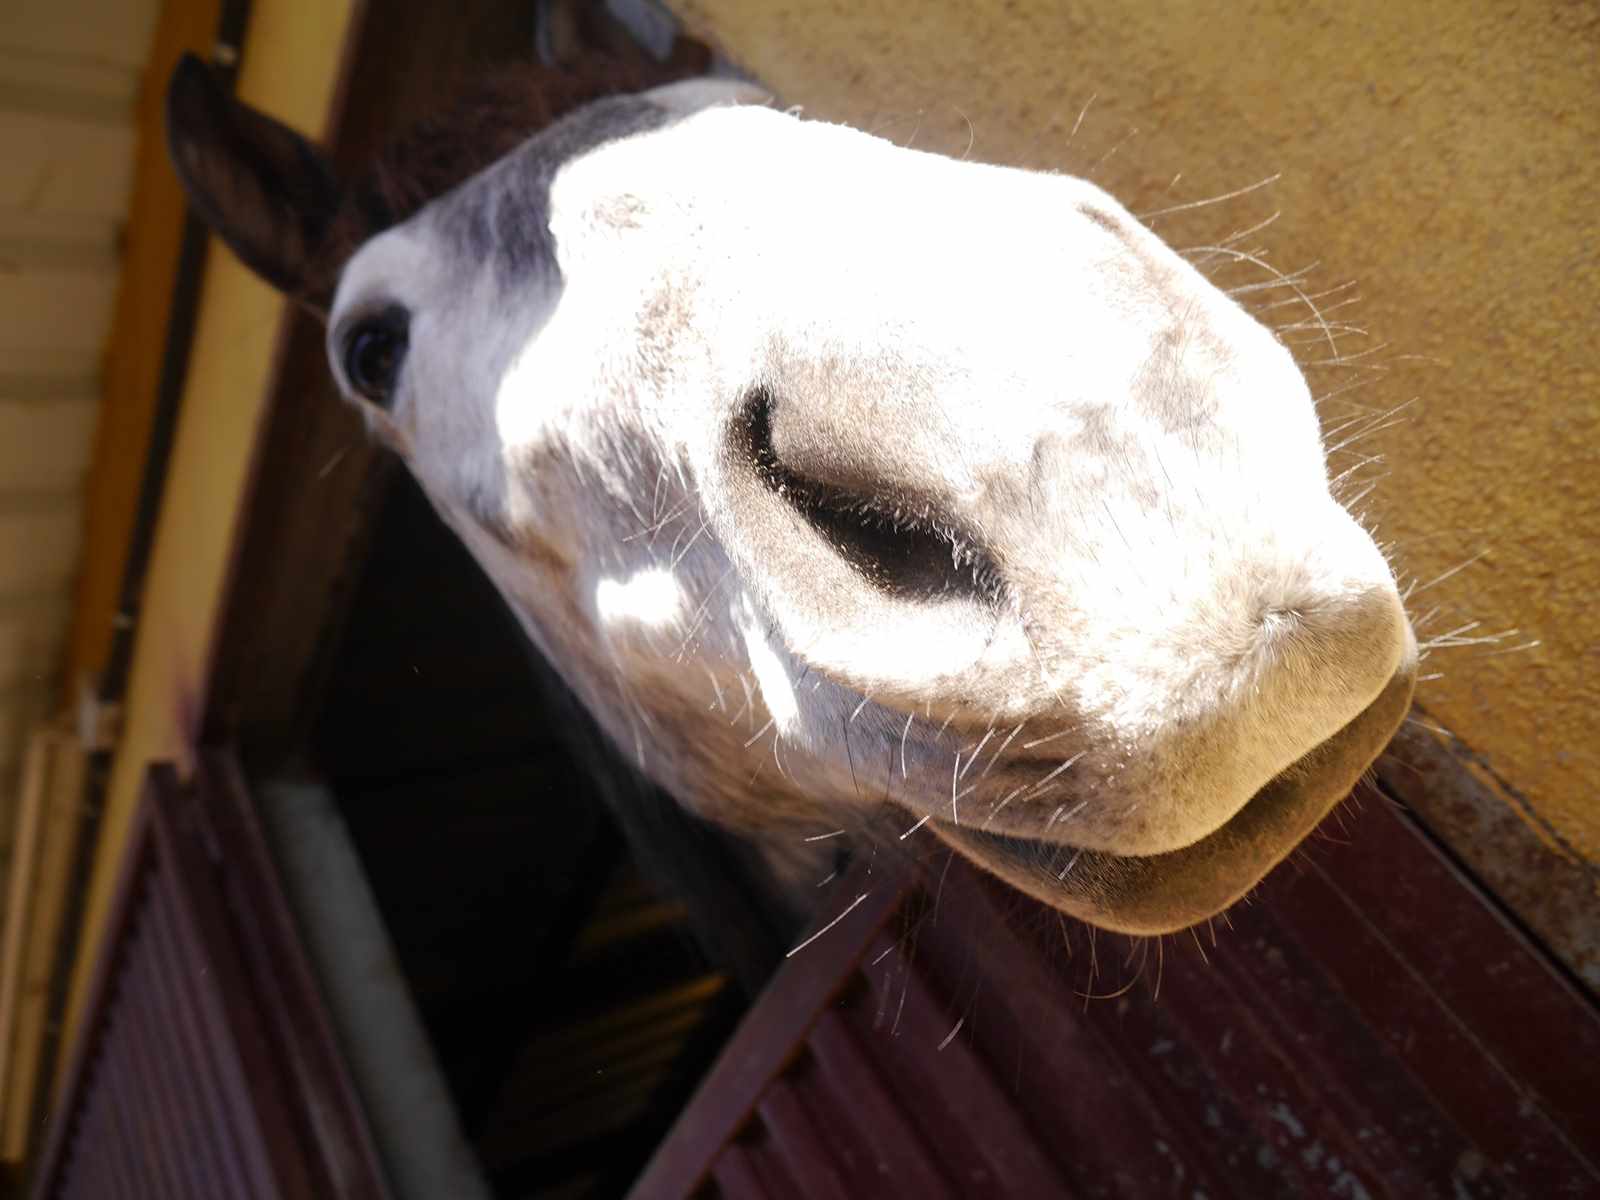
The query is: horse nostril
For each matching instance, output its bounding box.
[738,387,1006,606]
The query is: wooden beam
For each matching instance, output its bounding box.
[61,0,222,701]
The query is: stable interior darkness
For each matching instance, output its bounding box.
[309,471,782,1198]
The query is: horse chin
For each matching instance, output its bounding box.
[929,656,1418,935]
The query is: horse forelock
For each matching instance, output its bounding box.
[307,55,712,306]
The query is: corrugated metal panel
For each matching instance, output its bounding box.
[633,789,1600,1199]
[29,757,393,1198]
[0,1,159,838]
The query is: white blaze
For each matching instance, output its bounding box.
[595,566,685,628]
[737,603,800,736]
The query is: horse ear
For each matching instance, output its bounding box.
[165,52,342,298]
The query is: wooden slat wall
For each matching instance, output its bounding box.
[0,0,162,844]
[60,0,356,1077]
[57,0,222,703]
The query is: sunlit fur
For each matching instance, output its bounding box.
[326,79,1417,933]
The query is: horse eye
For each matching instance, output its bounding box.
[343,310,409,406]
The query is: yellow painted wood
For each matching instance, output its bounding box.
[59,0,224,715]
[0,113,137,219]
[0,729,82,1162]
[0,733,49,1137]
[58,0,356,1084]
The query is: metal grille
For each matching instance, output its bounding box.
[29,757,390,1199]
[634,790,1600,1199]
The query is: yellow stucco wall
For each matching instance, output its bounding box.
[678,0,1599,860]
[61,0,354,1064]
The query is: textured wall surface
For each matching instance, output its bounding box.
[677,0,1599,863]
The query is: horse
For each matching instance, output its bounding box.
[165,34,1415,937]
